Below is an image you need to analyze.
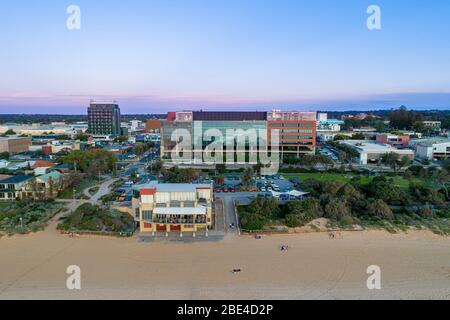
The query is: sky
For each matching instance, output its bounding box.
[0,0,449,114]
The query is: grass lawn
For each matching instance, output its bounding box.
[281,172,425,189]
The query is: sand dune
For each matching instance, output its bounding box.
[0,228,449,300]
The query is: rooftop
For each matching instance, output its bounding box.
[193,111,266,121]
[341,140,414,154]
[0,174,33,184]
[33,160,56,168]
[133,181,212,193]
[410,137,450,146]
[36,171,62,183]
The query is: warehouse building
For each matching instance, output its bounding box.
[340,140,415,165]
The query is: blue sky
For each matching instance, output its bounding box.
[0,0,449,113]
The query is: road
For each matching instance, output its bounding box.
[215,194,253,235]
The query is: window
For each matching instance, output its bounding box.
[135,208,140,219]
[142,210,153,220]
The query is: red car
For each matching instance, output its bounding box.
[222,188,229,193]
[215,188,222,193]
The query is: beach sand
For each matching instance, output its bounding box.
[0,227,449,300]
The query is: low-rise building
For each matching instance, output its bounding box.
[0,175,33,201]
[376,134,410,148]
[340,140,415,165]
[423,121,441,130]
[132,182,213,235]
[145,119,162,133]
[411,138,450,160]
[316,119,345,142]
[33,171,63,198]
[0,136,32,154]
[32,160,57,175]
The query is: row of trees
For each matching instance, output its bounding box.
[389,106,425,131]
[61,149,117,178]
[240,174,448,231]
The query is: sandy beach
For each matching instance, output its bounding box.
[0,226,449,300]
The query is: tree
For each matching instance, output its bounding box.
[404,169,414,180]
[338,151,347,163]
[114,136,128,143]
[134,143,148,160]
[130,169,138,180]
[74,133,90,142]
[419,203,433,218]
[398,155,411,172]
[284,200,317,227]
[351,133,365,140]
[62,149,117,177]
[0,152,9,160]
[435,169,449,201]
[334,134,351,141]
[381,152,400,173]
[149,160,163,175]
[4,129,16,136]
[366,199,394,220]
[324,199,351,220]
[242,167,254,184]
[366,176,408,205]
[419,167,428,180]
[216,175,225,186]
[389,106,424,131]
[163,166,198,183]
[216,164,226,174]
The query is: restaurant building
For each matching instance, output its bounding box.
[132,182,213,235]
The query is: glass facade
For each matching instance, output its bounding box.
[193,121,267,148]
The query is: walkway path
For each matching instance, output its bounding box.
[51,178,119,232]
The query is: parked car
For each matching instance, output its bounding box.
[215,188,222,193]
[257,193,266,198]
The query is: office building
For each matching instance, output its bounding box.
[87,101,121,136]
[160,110,317,163]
